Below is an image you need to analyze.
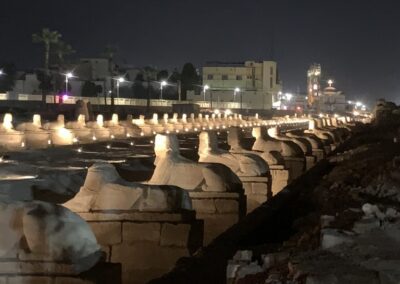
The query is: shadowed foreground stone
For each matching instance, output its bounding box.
[149,160,333,284]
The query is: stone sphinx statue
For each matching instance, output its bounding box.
[42,115,75,145]
[16,114,51,148]
[252,127,304,158]
[198,131,268,177]
[66,114,87,129]
[0,113,25,150]
[64,163,191,212]
[304,119,336,144]
[119,114,141,137]
[16,114,43,131]
[148,134,242,192]
[86,115,111,141]
[74,100,89,122]
[65,115,93,142]
[103,114,127,138]
[0,200,102,273]
[227,126,284,166]
[267,126,312,156]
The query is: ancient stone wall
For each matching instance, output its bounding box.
[78,210,203,284]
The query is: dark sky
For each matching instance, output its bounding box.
[2,0,400,106]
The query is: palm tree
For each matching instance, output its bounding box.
[53,40,75,67]
[33,28,61,105]
[32,28,62,74]
[142,66,157,114]
[102,45,118,107]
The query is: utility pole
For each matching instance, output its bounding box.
[177,80,181,101]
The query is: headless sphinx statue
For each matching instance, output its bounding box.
[16,114,44,131]
[198,131,268,177]
[252,127,304,158]
[227,127,285,166]
[43,114,66,130]
[148,134,242,192]
[305,119,335,144]
[267,126,313,155]
[0,200,102,273]
[64,163,191,212]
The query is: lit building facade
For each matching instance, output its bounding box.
[188,61,282,110]
[307,63,322,107]
[317,80,347,112]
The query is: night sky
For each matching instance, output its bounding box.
[2,0,400,106]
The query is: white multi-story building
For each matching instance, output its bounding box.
[187,60,282,110]
[317,81,346,113]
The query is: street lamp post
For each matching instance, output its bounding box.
[234,87,240,102]
[65,72,73,96]
[116,77,125,100]
[160,80,167,100]
[61,72,74,104]
[203,85,209,101]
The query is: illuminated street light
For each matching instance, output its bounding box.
[160,80,167,100]
[116,77,125,99]
[327,79,334,87]
[285,93,293,101]
[234,87,240,102]
[0,70,3,75]
[203,84,210,101]
[63,72,75,103]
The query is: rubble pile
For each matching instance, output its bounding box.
[226,124,400,284]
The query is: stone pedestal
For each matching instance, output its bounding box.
[188,191,245,245]
[24,131,51,148]
[70,128,94,143]
[241,176,270,213]
[283,157,305,182]
[107,126,127,139]
[269,165,289,195]
[49,128,74,145]
[305,155,317,171]
[152,125,166,134]
[91,128,111,141]
[0,133,25,150]
[139,125,153,136]
[78,210,203,284]
[0,261,121,284]
[312,149,325,162]
[324,145,332,154]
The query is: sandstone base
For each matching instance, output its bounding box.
[305,155,316,171]
[24,131,51,149]
[0,133,25,150]
[269,165,290,196]
[241,176,270,213]
[284,157,305,182]
[312,149,325,162]
[189,191,246,245]
[70,128,94,143]
[0,261,121,284]
[78,210,203,284]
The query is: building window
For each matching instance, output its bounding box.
[236,75,242,80]
[207,74,214,80]
[270,66,274,75]
[270,77,273,88]
[222,75,228,80]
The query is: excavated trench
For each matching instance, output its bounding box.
[149,125,370,284]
